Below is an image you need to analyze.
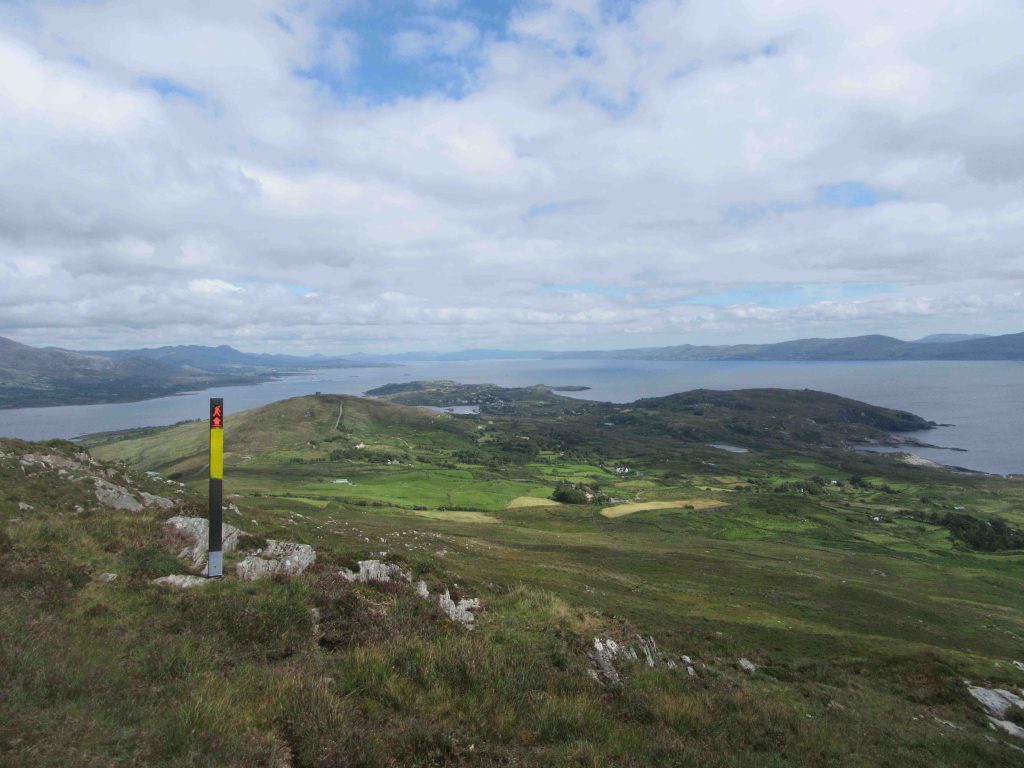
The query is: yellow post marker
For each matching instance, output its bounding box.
[210,427,224,480]
[208,398,224,577]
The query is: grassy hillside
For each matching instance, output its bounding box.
[0,336,271,409]
[5,387,1024,765]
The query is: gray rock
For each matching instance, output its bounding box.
[235,555,279,581]
[968,685,1024,718]
[264,540,316,573]
[438,589,481,627]
[738,658,757,674]
[97,572,118,583]
[637,636,658,667]
[591,637,623,685]
[140,492,175,510]
[93,478,143,512]
[165,516,241,569]
[338,559,412,584]
[152,574,210,589]
[310,607,321,640]
[415,580,430,598]
[236,540,316,581]
[588,633,691,684]
[990,718,1024,740]
[17,502,33,512]
[20,453,83,471]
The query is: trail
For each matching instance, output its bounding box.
[334,402,344,430]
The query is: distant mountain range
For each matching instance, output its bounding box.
[87,344,391,374]
[347,348,543,362]
[353,332,1024,363]
[913,333,991,344]
[0,338,390,409]
[557,332,1022,362]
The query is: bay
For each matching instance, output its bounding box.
[0,359,1019,475]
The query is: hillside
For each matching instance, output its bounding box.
[0,337,395,409]
[7,389,1024,765]
[88,344,395,373]
[0,336,267,409]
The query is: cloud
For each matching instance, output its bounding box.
[0,0,1022,353]
[188,279,244,295]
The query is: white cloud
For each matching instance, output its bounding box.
[0,0,1022,352]
[188,279,244,295]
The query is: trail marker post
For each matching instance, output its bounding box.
[208,397,224,578]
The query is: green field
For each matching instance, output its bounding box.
[4,385,1024,766]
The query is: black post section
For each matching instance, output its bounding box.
[209,479,223,548]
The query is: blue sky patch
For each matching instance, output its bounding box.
[139,76,204,103]
[301,0,520,102]
[816,181,896,209]
[723,181,897,226]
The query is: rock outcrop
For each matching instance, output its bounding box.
[341,560,483,628]
[967,683,1024,740]
[139,491,175,510]
[236,540,317,581]
[152,574,210,589]
[338,559,412,584]
[438,589,482,627]
[588,634,693,685]
[165,516,241,569]
[93,478,144,512]
[15,449,175,513]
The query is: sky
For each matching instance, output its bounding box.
[0,0,1023,354]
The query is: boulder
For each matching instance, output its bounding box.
[438,589,481,628]
[164,516,241,569]
[93,479,143,512]
[590,637,623,685]
[20,453,84,471]
[967,685,1024,718]
[236,555,278,581]
[152,574,210,589]
[236,540,316,581]
[990,718,1024,740]
[588,634,694,685]
[140,492,175,510]
[338,559,411,585]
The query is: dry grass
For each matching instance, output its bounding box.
[505,496,562,509]
[600,498,728,518]
[409,509,500,524]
